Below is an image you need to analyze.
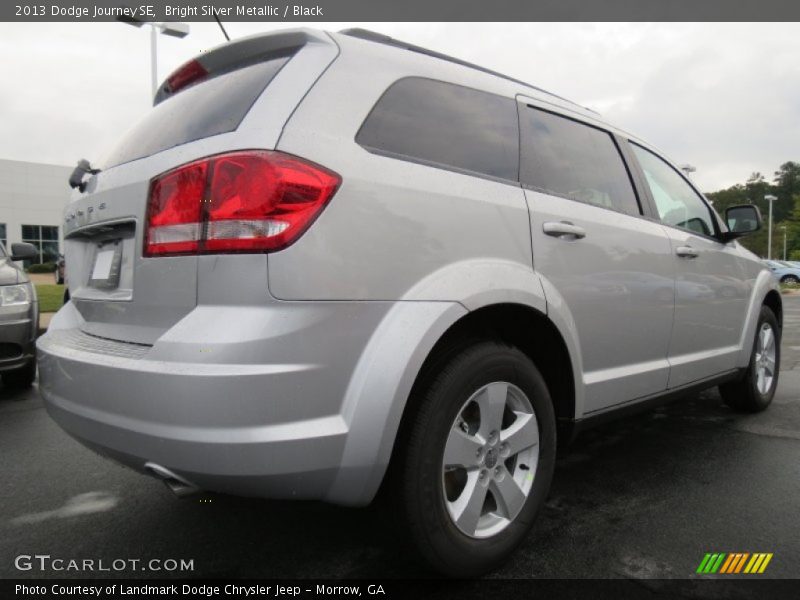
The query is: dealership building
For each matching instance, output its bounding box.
[0,159,72,265]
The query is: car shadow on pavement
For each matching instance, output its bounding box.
[2,379,797,582]
[49,391,737,579]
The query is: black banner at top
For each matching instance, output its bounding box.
[5,0,800,22]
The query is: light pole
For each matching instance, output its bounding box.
[765,194,778,260]
[118,20,190,97]
[782,225,787,261]
[680,164,696,177]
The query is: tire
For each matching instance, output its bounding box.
[395,340,556,576]
[2,360,36,389]
[780,275,799,286]
[719,306,780,412]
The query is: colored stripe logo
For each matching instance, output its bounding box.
[696,552,773,574]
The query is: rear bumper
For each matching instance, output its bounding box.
[36,301,393,502]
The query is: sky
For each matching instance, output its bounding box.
[0,22,797,192]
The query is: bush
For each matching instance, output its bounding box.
[26,262,57,273]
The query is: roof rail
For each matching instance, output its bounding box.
[339,28,598,116]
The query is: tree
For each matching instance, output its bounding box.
[707,179,769,256]
[772,162,800,222]
[706,184,749,214]
[779,194,800,260]
[705,164,800,258]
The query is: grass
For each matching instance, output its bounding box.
[35,284,65,313]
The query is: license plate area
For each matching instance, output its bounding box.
[66,220,135,302]
[88,240,123,290]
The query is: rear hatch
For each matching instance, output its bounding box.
[63,29,338,345]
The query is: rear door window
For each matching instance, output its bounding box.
[356,77,519,181]
[519,106,641,215]
[103,54,293,168]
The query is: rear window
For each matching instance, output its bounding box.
[356,77,519,181]
[519,106,640,216]
[103,54,293,168]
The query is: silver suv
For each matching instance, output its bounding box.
[38,29,781,575]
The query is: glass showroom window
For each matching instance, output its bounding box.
[21,224,59,265]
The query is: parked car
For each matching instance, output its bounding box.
[0,242,39,387]
[763,259,800,285]
[37,29,781,576]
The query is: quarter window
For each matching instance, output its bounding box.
[519,107,640,215]
[630,144,716,236]
[356,78,519,181]
[0,223,6,249]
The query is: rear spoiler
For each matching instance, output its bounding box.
[154,28,335,105]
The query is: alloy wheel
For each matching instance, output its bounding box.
[755,322,777,395]
[441,382,539,538]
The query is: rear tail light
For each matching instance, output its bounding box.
[145,160,207,256]
[144,151,340,257]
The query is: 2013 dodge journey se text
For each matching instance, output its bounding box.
[38,28,781,576]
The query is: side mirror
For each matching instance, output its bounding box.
[721,204,762,241]
[10,242,38,261]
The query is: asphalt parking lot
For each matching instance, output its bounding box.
[1,297,799,583]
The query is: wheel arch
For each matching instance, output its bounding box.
[406,303,577,425]
[379,303,578,503]
[736,270,783,368]
[325,299,580,506]
[763,289,783,328]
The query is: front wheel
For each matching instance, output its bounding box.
[719,306,780,412]
[395,341,556,576]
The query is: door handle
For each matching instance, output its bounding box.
[543,221,586,240]
[676,245,699,258]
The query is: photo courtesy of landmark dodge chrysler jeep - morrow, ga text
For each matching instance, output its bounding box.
[37,28,781,576]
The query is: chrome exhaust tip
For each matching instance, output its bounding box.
[143,462,201,499]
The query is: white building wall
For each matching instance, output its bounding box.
[0,159,72,263]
